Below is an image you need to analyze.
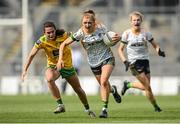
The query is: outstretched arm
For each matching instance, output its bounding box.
[57,37,74,70]
[21,46,39,81]
[150,40,165,57]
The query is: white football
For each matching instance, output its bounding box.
[103,31,119,47]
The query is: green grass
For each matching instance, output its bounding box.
[0,94,180,123]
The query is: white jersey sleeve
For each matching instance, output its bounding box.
[71,29,84,41]
[146,32,154,42]
[98,24,108,32]
[121,29,130,44]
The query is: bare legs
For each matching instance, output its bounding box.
[45,68,61,100]
[45,68,96,115]
[123,72,162,112]
[65,74,89,105]
[135,73,157,106]
[94,64,113,103]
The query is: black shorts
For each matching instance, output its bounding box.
[90,57,115,75]
[130,59,150,76]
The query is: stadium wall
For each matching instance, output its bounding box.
[0,76,179,95]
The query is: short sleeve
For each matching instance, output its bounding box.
[146,32,154,42]
[71,29,84,42]
[98,24,108,32]
[34,39,43,49]
[121,31,128,44]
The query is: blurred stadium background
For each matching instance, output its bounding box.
[0,0,179,95]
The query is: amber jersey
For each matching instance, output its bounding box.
[34,32,73,69]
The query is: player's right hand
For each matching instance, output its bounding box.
[56,59,64,71]
[124,60,130,71]
[112,33,121,42]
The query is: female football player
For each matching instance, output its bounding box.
[21,21,96,117]
[118,11,165,112]
[57,13,121,118]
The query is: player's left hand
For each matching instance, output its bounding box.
[158,49,165,57]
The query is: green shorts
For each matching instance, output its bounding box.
[59,67,76,78]
[47,65,76,78]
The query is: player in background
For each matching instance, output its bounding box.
[57,13,121,118]
[21,21,96,117]
[118,11,165,112]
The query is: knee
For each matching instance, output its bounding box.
[46,74,56,83]
[46,77,56,86]
[46,77,55,83]
[100,81,108,88]
[147,86,152,91]
[45,69,59,83]
[144,85,152,92]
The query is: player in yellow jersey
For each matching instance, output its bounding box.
[21,21,96,117]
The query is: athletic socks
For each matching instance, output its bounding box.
[84,104,90,110]
[127,82,132,88]
[56,98,63,105]
[102,101,108,109]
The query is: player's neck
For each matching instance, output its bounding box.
[131,28,141,35]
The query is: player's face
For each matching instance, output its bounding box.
[44,27,56,40]
[131,15,142,30]
[82,16,95,32]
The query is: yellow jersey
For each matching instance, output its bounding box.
[34,32,73,69]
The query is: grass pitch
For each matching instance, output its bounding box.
[0,94,180,123]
